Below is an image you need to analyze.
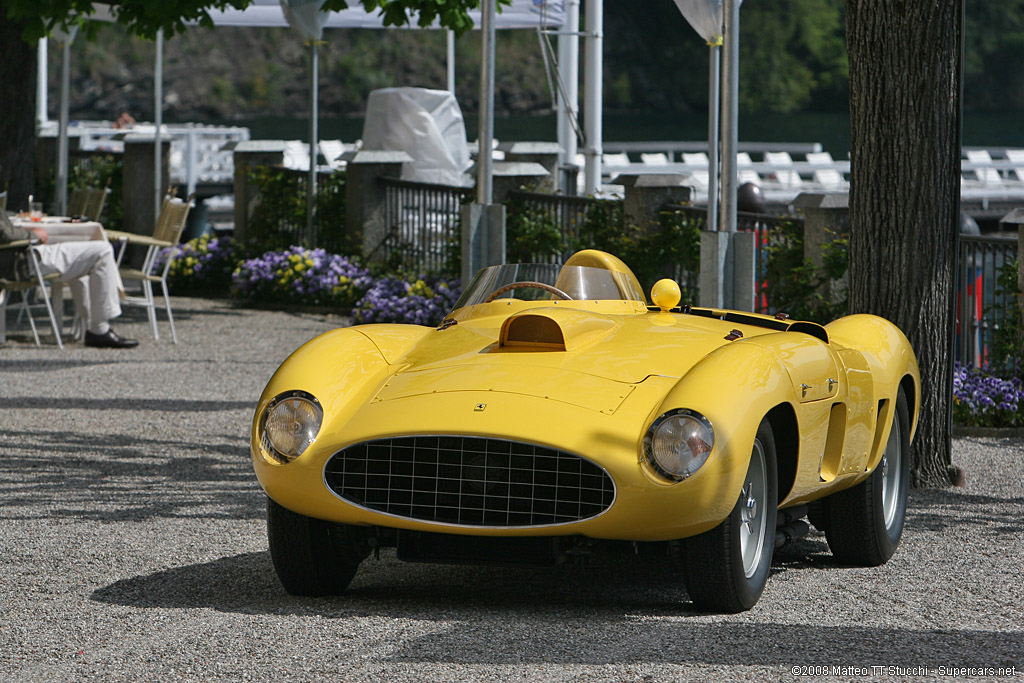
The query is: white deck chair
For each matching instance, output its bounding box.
[640,152,670,166]
[602,152,631,168]
[806,151,846,189]
[764,151,803,189]
[1006,149,1024,184]
[682,152,711,189]
[965,149,1002,185]
[736,152,762,186]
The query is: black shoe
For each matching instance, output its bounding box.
[84,329,139,349]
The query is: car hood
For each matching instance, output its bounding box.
[358,307,766,411]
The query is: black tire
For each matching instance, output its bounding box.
[266,497,369,596]
[677,418,778,613]
[822,387,911,566]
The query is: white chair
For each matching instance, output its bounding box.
[1006,149,1024,184]
[965,149,1002,185]
[736,152,762,186]
[682,152,711,189]
[0,240,64,349]
[764,151,803,189]
[108,196,193,343]
[640,152,670,166]
[806,151,846,189]
[602,152,631,168]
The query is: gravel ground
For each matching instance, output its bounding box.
[1,297,1022,682]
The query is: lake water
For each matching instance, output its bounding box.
[223,110,1024,157]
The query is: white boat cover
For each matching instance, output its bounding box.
[362,87,472,186]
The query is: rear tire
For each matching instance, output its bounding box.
[822,387,911,566]
[676,418,778,613]
[266,497,369,596]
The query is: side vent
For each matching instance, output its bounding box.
[501,315,567,350]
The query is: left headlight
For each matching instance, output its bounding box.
[643,409,714,482]
[259,391,323,464]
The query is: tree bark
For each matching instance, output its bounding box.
[0,6,37,211]
[846,0,961,487]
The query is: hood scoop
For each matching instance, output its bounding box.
[498,308,617,352]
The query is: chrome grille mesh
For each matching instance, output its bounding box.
[324,436,615,527]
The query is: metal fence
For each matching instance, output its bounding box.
[956,234,1020,368]
[505,190,620,263]
[380,177,472,273]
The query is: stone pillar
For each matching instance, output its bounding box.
[123,134,171,236]
[232,140,288,242]
[793,191,850,306]
[499,142,563,193]
[344,150,413,258]
[487,161,551,204]
[613,173,692,229]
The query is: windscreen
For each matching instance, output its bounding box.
[453,263,647,309]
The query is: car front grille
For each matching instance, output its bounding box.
[324,436,615,527]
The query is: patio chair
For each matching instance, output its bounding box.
[0,239,64,349]
[82,182,111,222]
[640,152,670,166]
[764,151,803,189]
[67,187,88,218]
[965,149,1002,186]
[736,152,763,186]
[805,151,847,189]
[682,152,711,189]
[108,195,193,343]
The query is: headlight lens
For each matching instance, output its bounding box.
[260,391,323,463]
[643,409,714,481]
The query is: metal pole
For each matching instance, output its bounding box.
[57,37,71,217]
[707,43,720,233]
[447,30,456,93]
[719,0,739,234]
[477,0,496,206]
[155,28,164,220]
[307,41,319,244]
[36,38,48,128]
[582,0,602,195]
[558,0,580,171]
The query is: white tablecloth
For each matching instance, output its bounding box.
[9,215,106,243]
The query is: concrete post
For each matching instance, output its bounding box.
[488,161,551,204]
[232,140,288,243]
[612,173,692,229]
[793,191,850,306]
[499,142,563,193]
[344,150,413,258]
[123,134,171,236]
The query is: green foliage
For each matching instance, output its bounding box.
[245,166,352,256]
[761,220,848,322]
[69,153,122,227]
[989,259,1023,376]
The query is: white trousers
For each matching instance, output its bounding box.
[33,241,122,330]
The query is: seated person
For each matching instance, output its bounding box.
[1,211,138,348]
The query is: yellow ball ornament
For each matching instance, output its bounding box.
[651,279,681,312]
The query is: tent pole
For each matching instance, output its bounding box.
[155,28,164,220]
[707,43,720,233]
[37,38,48,128]
[583,0,602,195]
[478,0,496,206]
[307,41,318,245]
[719,0,738,235]
[57,37,71,217]
[447,30,456,93]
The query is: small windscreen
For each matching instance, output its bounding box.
[453,263,647,309]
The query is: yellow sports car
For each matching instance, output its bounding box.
[251,250,920,612]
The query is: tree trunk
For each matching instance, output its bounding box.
[0,6,37,211]
[846,0,961,488]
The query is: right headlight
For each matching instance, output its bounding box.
[643,409,714,482]
[259,390,323,464]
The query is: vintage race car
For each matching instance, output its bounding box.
[251,250,920,612]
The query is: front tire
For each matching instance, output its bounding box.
[266,497,369,596]
[822,387,911,566]
[676,418,778,613]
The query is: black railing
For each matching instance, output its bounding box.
[666,205,805,314]
[957,234,1019,368]
[379,177,472,274]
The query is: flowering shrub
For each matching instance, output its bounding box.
[231,246,372,308]
[353,275,461,327]
[159,234,242,294]
[952,362,1023,428]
